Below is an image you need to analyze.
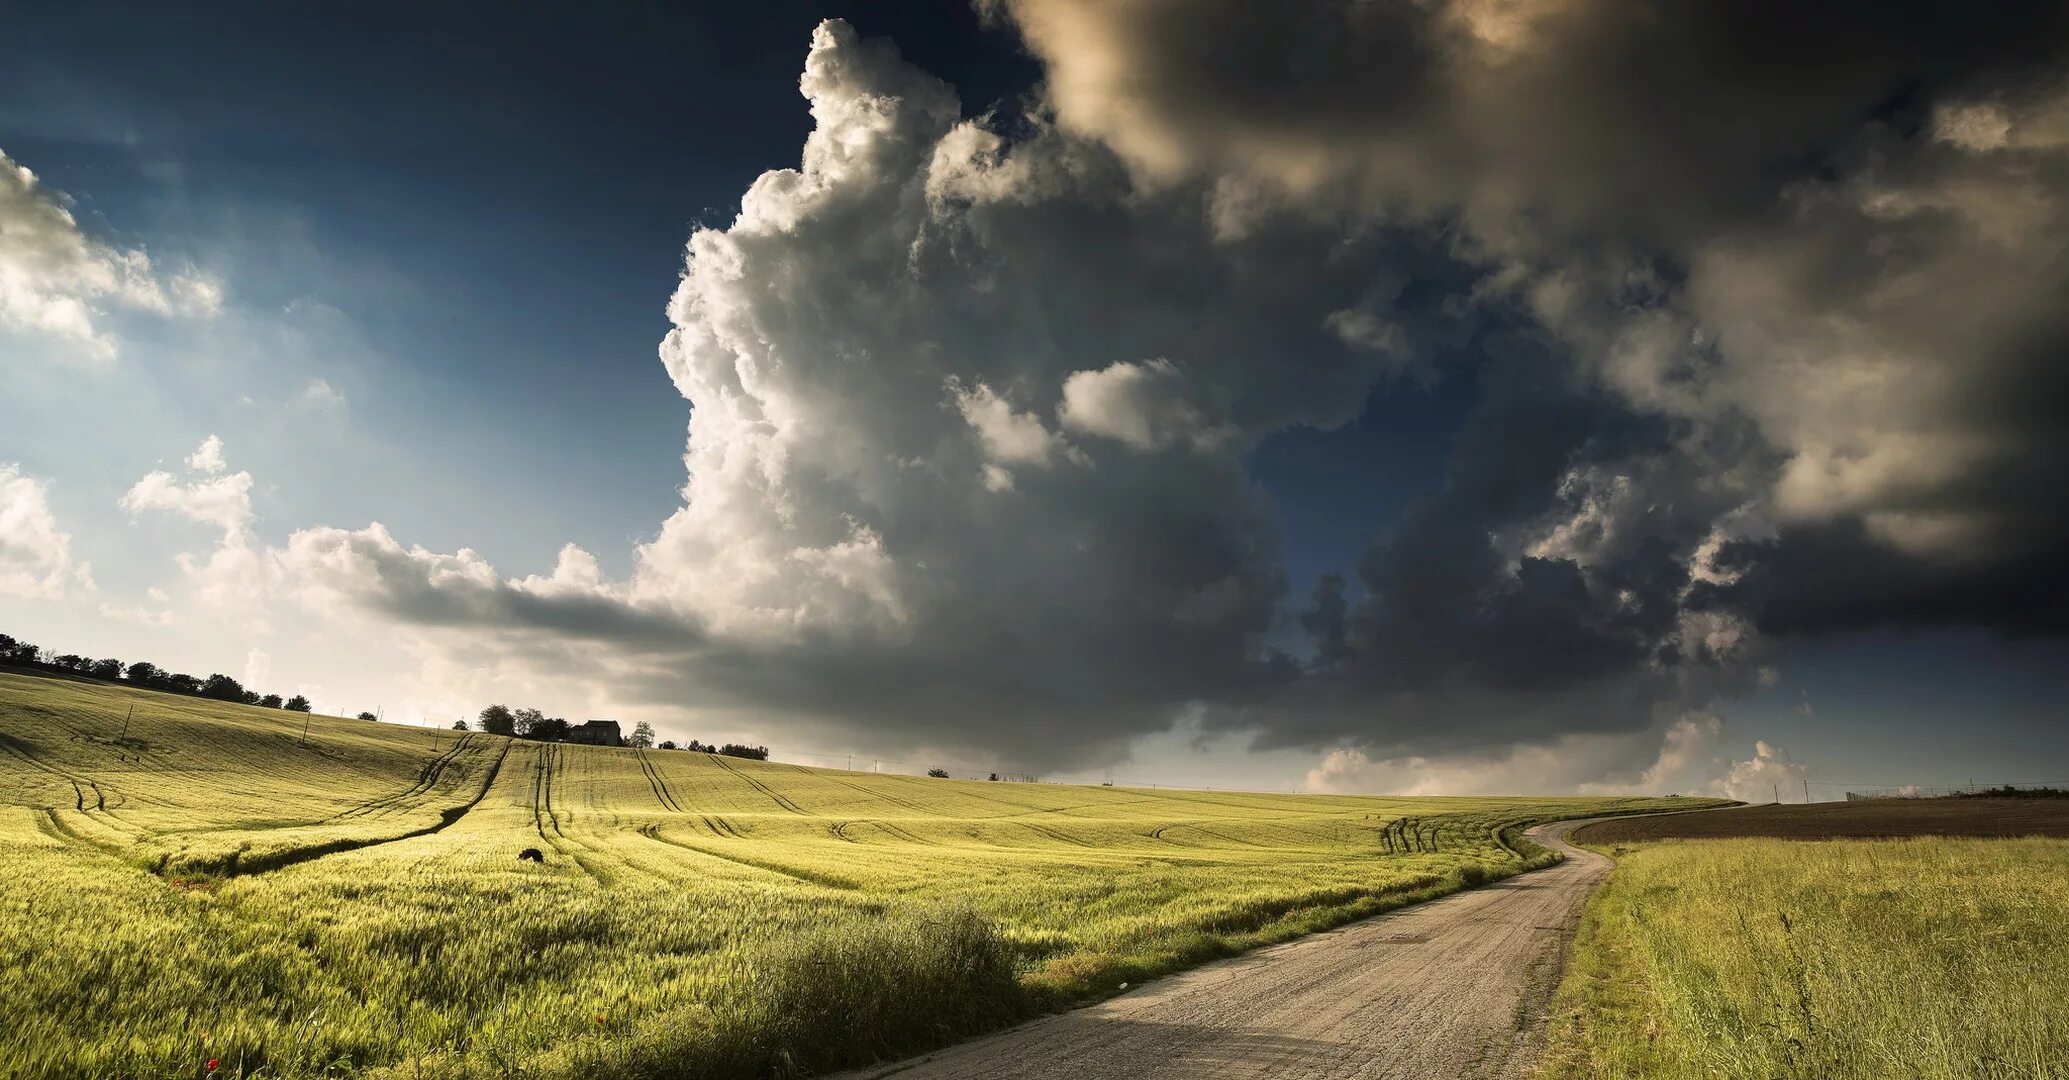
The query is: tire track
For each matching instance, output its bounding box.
[708,754,806,814]
[327,736,473,822]
[164,740,513,878]
[639,825,859,890]
[635,749,683,813]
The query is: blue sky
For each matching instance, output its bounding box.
[4,1,2066,796]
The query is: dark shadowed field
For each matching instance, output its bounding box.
[1575,798,2069,844]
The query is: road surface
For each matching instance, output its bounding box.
[838,818,1610,1080]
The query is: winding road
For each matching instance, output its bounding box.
[840,819,1610,1080]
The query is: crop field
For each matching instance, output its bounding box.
[1539,835,2069,1079]
[1573,798,2069,843]
[0,671,1702,1079]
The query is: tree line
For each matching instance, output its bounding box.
[4,630,777,757]
[467,704,597,741]
[1,631,312,713]
[462,704,766,758]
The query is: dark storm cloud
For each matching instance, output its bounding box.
[276,8,2069,782]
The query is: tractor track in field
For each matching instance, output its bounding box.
[0,730,141,837]
[157,740,515,878]
[839,819,1613,1080]
[326,736,473,822]
[638,824,859,889]
[708,754,807,814]
[635,749,684,813]
[531,744,568,840]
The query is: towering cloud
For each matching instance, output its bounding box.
[253,10,2068,788]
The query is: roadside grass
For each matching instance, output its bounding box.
[1538,836,2069,1080]
[0,671,1707,1078]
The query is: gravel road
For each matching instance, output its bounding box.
[837,819,1610,1080]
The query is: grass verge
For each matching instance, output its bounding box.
[1537,836,2069,1079]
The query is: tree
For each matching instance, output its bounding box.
[477,704,516,736]
[258,694,283,709]
[527,716,571,742]
[164,673,201,695]
[124,661,164,688]
[282,695,311,712]
[629,721,656,749]
[52,653,88,670]
[3,637,43,664]
[512,707,547,736]
[452,719,470,731]
[88,658,123,681]
[355,711,378,722]
[717,743,769,761]
[200,674,248,702]
[658,740,677,750]
[928,768,950,778]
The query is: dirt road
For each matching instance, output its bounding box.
[839,819,1610,1080]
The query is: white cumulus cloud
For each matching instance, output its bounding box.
[0,146,220,361]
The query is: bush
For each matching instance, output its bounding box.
[543,905,1030,1079]
[928,768,950,778]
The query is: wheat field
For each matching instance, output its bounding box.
[1538,836,2069,1079]
[0,670,1699,1078]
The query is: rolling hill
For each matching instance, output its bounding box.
[0,669,1704,1078]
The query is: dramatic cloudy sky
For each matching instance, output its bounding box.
[5,1,2067,797]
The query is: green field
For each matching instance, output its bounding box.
[1538,836,2069,1079]
[0,670,1700,1078]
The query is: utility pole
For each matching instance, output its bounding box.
[1773,783,1780,804]
[119,704,134,742]
[300,709,313,746]
[1803,778,1811,804]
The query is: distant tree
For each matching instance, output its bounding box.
[512,707,547,736]
[451,719,470,731]
[3,637,42,664]
[258,694,283,709]
[629,721,656,749]
[927,768,950,778]
[685,739,714,753]
[528,716,571,742]
[283,695,312,713]
[477,704,516,736]
[355,711,378,722]
[124,661,164,688]
[200,674,248,702]
[52,653,88,670]
[658,740,677,750]
[717,743,769,761]
[88,658,123,681]
[164,673,201,695]
[988,773,999,782]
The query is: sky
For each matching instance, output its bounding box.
[3,0,2067,799]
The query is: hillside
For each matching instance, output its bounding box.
[0,670,1707,1078]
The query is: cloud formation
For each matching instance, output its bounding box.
[206,12,2069,788]
[0,464,88,598]
[0,147,219,360]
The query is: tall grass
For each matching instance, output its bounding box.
[1539,837,2069,1079]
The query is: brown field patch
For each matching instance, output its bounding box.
[1576,798,2069,843]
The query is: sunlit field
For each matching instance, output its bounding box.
[0,670,1702,1078]
[1538,836,2069,1080]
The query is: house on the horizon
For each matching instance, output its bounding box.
[567,719,623,747]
